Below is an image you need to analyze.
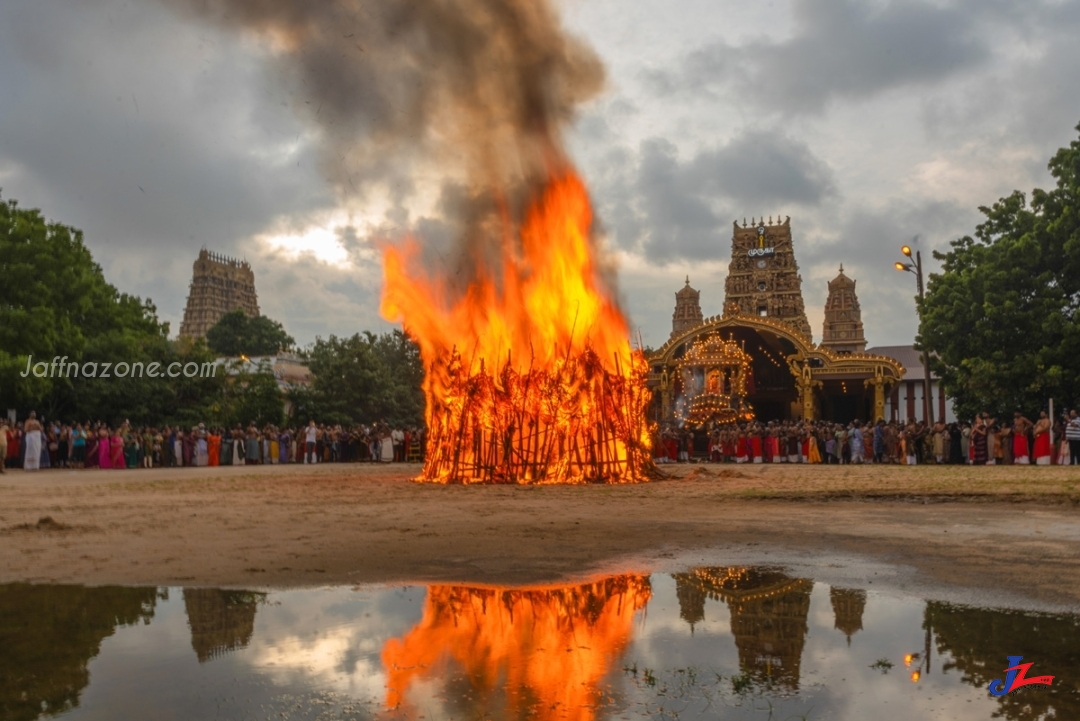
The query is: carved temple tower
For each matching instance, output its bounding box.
[723,217,812,341]
[820,266,867,354]
[179,249,260,340]
[671,277,704,338]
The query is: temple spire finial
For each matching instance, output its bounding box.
[685,275,690,285]
[839,263,844,273]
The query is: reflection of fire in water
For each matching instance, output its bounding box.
[382,575,651,720]
[381,172,654,484]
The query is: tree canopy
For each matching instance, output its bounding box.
[0,194,225,424]
[920,123,1080,419]
[292,330,424,427]
[205,309,294,357]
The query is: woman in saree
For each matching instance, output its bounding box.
[110,430,125,469]
[807,427,822,463]
[124,428,139,468]
[208,429,221,466]
[83,425,98,469]
[98,426,112,468]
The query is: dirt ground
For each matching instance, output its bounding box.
[1,462,1078,605]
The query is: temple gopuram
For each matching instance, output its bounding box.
[650,217,904,424]
[179,249,260,340]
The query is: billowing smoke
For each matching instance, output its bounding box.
[164,0,606,280]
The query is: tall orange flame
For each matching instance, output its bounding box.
[381,170,653,483]
[381,576,651,720]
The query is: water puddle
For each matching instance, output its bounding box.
[2,567,1077,720]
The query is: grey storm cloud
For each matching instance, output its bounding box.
[591,129,837,263]
[649,0,990,114]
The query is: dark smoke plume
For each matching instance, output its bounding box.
[164,0,606,278]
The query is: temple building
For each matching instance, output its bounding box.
[820,266,866,354]
[179,249,260,339]
[671,277,704,338]
[649,217,905,425]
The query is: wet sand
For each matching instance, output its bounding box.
[1,462,1078,606]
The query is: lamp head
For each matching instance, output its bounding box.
[901,245,912,257]
[895,262,908,271]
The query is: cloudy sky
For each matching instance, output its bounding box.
[1,0,1078,349]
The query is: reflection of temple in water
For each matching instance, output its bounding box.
[830,588,866,645]
[673,567,812,690]
[0,584,162,721]
[182,589,262,662]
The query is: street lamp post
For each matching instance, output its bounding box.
[895,245,935,425]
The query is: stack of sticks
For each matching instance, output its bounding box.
[419,347,657,484]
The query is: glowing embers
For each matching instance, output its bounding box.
[381,171,654,484]
[382,576,651,721]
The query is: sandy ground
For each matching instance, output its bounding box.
[1,462,1078,606]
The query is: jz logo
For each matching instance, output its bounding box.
[988,656,1054,696]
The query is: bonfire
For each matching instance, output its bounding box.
[381,171,654,484]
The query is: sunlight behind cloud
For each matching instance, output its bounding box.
[258,217,352,265]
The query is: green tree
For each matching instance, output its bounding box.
[920,123,1080,419]
[205,309,294,357]
[215,359,284,427]
[300,330,424,427]
[0,194,179,423]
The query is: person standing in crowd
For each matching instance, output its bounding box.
[849,421,864,464]
[972,414,989,465]
[23,412,43,471]
[392,426,405,462]
[0,419,8,474]
[872,420,886,464]
[208,427,221,467]
[109,428,125,469]
[1066,409,1080,466]
[1013,412,1033,464]
[305,420,318,464]
[998,421,1013,465]
[1031,410,1052,465]
[72,423,87,468]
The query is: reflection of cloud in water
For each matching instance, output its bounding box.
[244,587,425,700]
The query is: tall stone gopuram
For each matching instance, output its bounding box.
[820,265,867,354]
[671,277,704,339]
[179,249,260,340]
[723,217,812,341]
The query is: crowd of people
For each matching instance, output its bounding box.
[4,408,1079,472]
[655,409,1080,466]
[0,412,425,472]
